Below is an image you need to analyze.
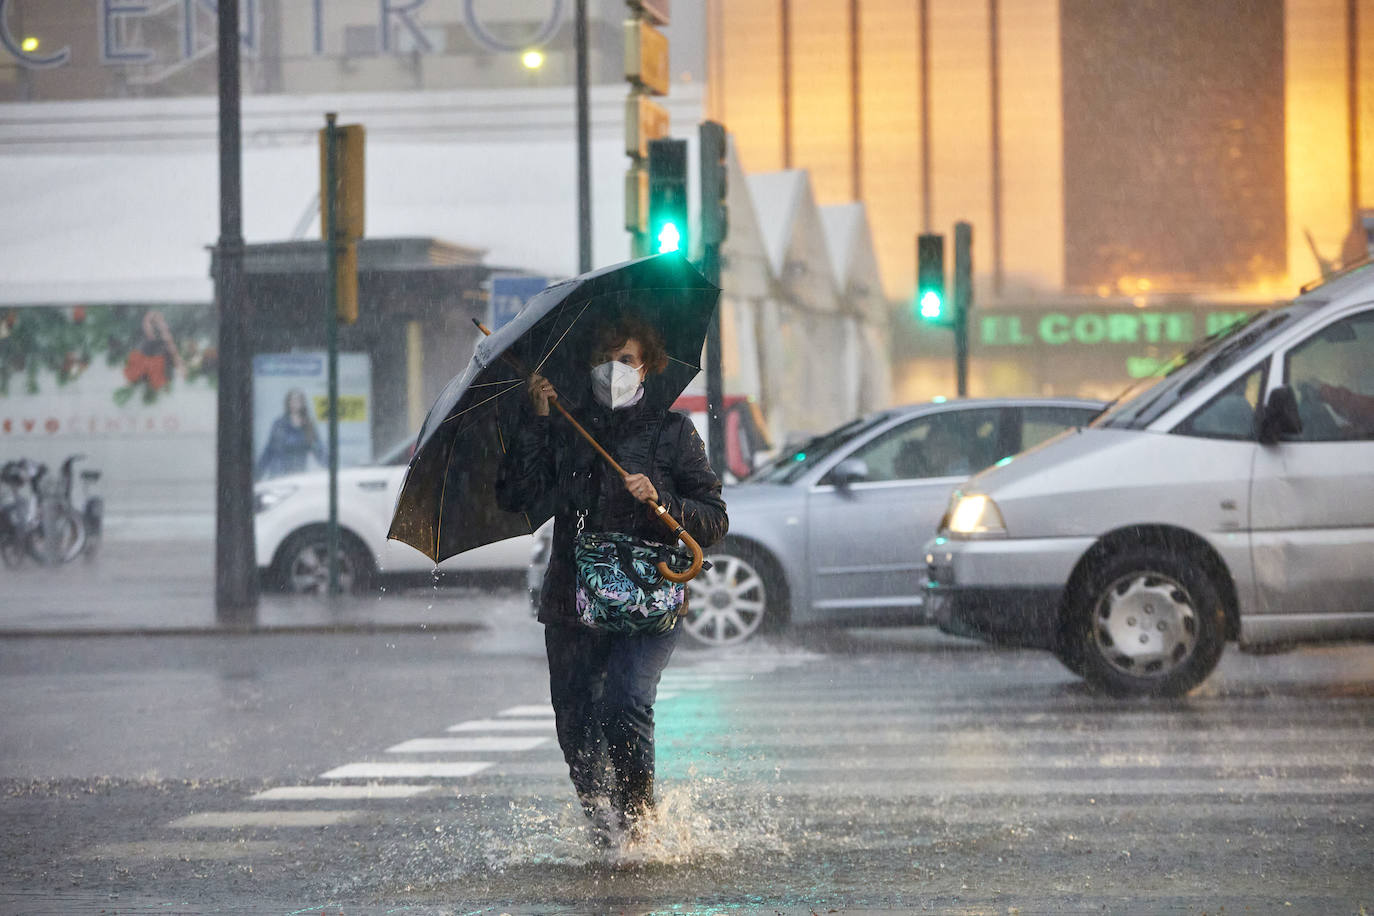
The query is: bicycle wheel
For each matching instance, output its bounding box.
[29,502,85,565]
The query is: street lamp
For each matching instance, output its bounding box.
[521,49,544,69]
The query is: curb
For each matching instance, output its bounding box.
[0,621,486,639]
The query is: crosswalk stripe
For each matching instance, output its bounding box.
[386,736,549,753]
[497,705,554,717]
[320,762,492,779]
[447,718,557,732]
[168,810,364,828]
[249,785,439,801]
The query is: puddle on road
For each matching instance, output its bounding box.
[491,780,790,871]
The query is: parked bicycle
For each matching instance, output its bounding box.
[58,454,103,561]
[0,455,98,567]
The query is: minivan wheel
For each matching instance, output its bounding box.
[273,527,375,595]
[1069,546,1226,697]
[683,541,783,647]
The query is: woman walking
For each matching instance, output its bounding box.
[496,314,728,846]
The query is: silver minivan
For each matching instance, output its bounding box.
[925,262,1374,697]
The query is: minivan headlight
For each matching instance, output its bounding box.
[946,493,1007,537]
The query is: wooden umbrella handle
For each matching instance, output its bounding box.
[474,318,706,584]
[647,502,704,583]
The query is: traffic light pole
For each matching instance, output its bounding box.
[323,113,341,596]
[700,242,726,476]
[574,0,592,273]
[953,221,972,398]
[214,0,258,625]
[698,120,728,477]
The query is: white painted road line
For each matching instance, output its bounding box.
[386,736,550,753]
[249,785,439,801]
[661,673,750,683]
[446,718,557,733]
[168,811,364,829]
[497,705,554,717]
[320,762,492,779]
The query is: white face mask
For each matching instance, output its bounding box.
[590,360,643,409]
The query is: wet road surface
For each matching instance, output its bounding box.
[2,601,1372,914]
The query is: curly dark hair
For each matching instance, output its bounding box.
[592,314,669,375]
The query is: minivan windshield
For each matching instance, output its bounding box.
[749,412,894,484]
[1091,302,1318,430]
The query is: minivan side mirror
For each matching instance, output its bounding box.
[827,458,870,494]
[1258,386,1303,444]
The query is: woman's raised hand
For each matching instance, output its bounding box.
[528,373,556,416]
[623,473,659,505]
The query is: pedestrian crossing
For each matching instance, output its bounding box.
[158,644,1374,853]
[167,651,814,838]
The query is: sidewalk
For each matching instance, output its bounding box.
[0,534,528,637]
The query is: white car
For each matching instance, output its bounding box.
[926,262,1374,697]
[254,439,533,593]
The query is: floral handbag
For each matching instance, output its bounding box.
[573,519,688,635]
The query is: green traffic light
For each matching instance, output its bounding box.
[656,221,682,253]
[919,290,944,320]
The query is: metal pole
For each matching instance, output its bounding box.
[214,0,258,624]
[324,113,341,596]
[575,0,592,272]
[701,243,726,477]
[953,221,972,398]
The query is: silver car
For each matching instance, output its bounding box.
[529,397,1103,646]
[926,262,1374,697]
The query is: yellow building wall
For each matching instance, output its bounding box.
[713,0,1364,305]
[716,1,786,173]
[1286,0,1354,285]
[790,0,856,204]
[928,0,993,300]
[1362,3,1374,217]
[997,0,1064,294]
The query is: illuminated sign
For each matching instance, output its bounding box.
[0,0,566,70]
[979,309,1252,349]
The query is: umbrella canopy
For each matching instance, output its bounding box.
[387,252,721,563]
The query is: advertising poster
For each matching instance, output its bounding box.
[0,303,220,517]
[252,352,372,481]
[0,304,218,438]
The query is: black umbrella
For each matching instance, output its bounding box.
[387,252,720,576]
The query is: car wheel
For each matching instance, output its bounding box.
[1068,546,1226,697]
[272,527,375,595]
[683,540,784,647]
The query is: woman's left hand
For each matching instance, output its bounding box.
[623,473,659,505]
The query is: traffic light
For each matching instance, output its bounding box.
[916,232,946,324]
[647,137,688,254]
[699,120,728,246]
[319,121,365,324]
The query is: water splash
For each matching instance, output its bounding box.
[488,778,789,871]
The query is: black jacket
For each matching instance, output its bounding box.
[495,397,729,627]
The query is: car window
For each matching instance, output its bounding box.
[1283,311,1374,442]
[1092,306,1306,430]
[749,413,893,483]
[1175,364,1266,440]
[845,409,1001,482]
[1019,405,1098,451]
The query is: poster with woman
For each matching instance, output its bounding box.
[251,352,373,480]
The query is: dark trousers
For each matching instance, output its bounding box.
[544,622,680,825]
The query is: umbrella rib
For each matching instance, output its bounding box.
[532,298,594,377]
[435,413,457,562]
[495,419,535,535]
[439,380,526,425]
[467,377,524,389]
